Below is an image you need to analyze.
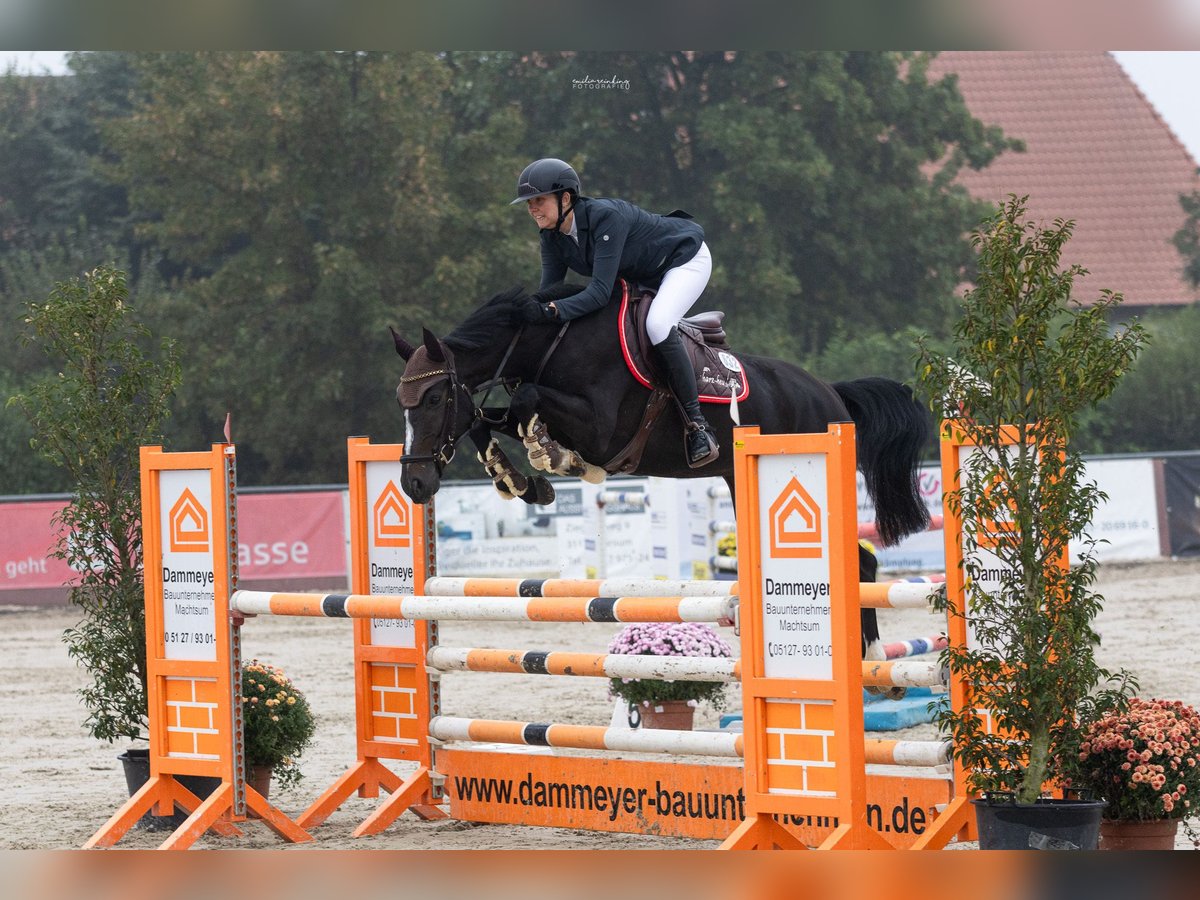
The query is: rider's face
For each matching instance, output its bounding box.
[526,193,572,231]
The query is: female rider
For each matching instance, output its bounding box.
[510,157,719,468]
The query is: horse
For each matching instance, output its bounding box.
[391,281,932,683]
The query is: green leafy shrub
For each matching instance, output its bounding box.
[9,265,180,742]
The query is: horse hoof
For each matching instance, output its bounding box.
[523,476,555,506]
[581,464,607,484]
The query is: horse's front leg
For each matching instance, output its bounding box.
[510,385,607,484]
[468,418,555,505]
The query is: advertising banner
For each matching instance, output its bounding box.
[157,469,219,661]
[0,500,74,590]
[363,461,416,648]
[756,454,833,681]
[236,491,346,581]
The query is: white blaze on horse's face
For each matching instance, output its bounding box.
[404,410,415,453]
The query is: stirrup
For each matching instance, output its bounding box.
[686,423,719,469]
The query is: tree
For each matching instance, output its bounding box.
[9,266,181,742]
[1174,189,1200,290]
[103,51,532,484]
[1,55,145,493]
[916,196,1144,804]
[1076,304,1200,454]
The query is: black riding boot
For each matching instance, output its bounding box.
[652,327,719,468]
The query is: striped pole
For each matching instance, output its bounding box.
[429,716,951,768]
[596,490,649,508]
[883,634,949,660]
[429,716,744,757]
[231,590,736,624]
[426,647,945,690]
[426,647,741,683]
[859,581,945,610]
[860,659,948,689]
[864,739,952,768]
[423,577,738,598]
[710,555,739,574]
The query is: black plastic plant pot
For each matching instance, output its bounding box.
[117,748,222,832]
[971,793,1107,850]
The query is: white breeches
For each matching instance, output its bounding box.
[645,241,712,345]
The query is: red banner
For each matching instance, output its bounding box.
[0,500,74,590]
[237,491,346,581]
[1,491,348,594]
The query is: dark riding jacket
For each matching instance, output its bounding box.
[539,196,704,321]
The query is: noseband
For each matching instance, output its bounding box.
[397,324,566,473]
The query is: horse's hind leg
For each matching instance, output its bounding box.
[859,541,906,701]
[510,385,607,484]
[468,419,555,505]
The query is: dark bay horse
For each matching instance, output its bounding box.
[392,282,931,681]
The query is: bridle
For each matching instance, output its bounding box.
[397,361,473,471]
[398,321,571,473]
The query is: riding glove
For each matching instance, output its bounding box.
[513,295,559,325]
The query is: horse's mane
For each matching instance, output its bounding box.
[443,282,585,352]
[443,286,524,352]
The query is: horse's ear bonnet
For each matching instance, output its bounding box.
[398,338,456,408]
[390,326,416,361]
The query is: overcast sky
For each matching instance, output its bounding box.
[3,50,1200,164]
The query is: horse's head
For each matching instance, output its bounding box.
[393,327,476,504]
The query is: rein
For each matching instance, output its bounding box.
[399,320,571,469]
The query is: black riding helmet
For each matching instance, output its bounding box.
[510,158,581,205]
[512,158,580,233]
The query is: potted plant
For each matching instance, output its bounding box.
[606,622,733,730]
[241,659,317,796]
[916,196,1146,849]
[10,267,182,821]
[1061,697,1200,850]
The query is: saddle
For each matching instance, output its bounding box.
[603,279,750,474]
[617,279,750,404]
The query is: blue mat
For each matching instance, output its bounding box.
[719,688,946,733]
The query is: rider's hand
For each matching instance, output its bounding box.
[512,295,559,325]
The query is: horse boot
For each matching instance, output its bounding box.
[652,326,719,468]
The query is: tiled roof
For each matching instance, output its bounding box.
[927,51,1200,307]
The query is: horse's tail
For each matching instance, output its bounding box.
[832,377,933,547]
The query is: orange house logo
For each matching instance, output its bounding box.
[373,480,411,548]
[768,477,822,558]
[977,472,1018,551]
[168,488,210,553]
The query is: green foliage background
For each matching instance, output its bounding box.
[2,50,1195,492]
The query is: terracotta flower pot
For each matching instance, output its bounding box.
[245,764,274,817]
[1099,818,1179,850]
[638,700,695,730]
